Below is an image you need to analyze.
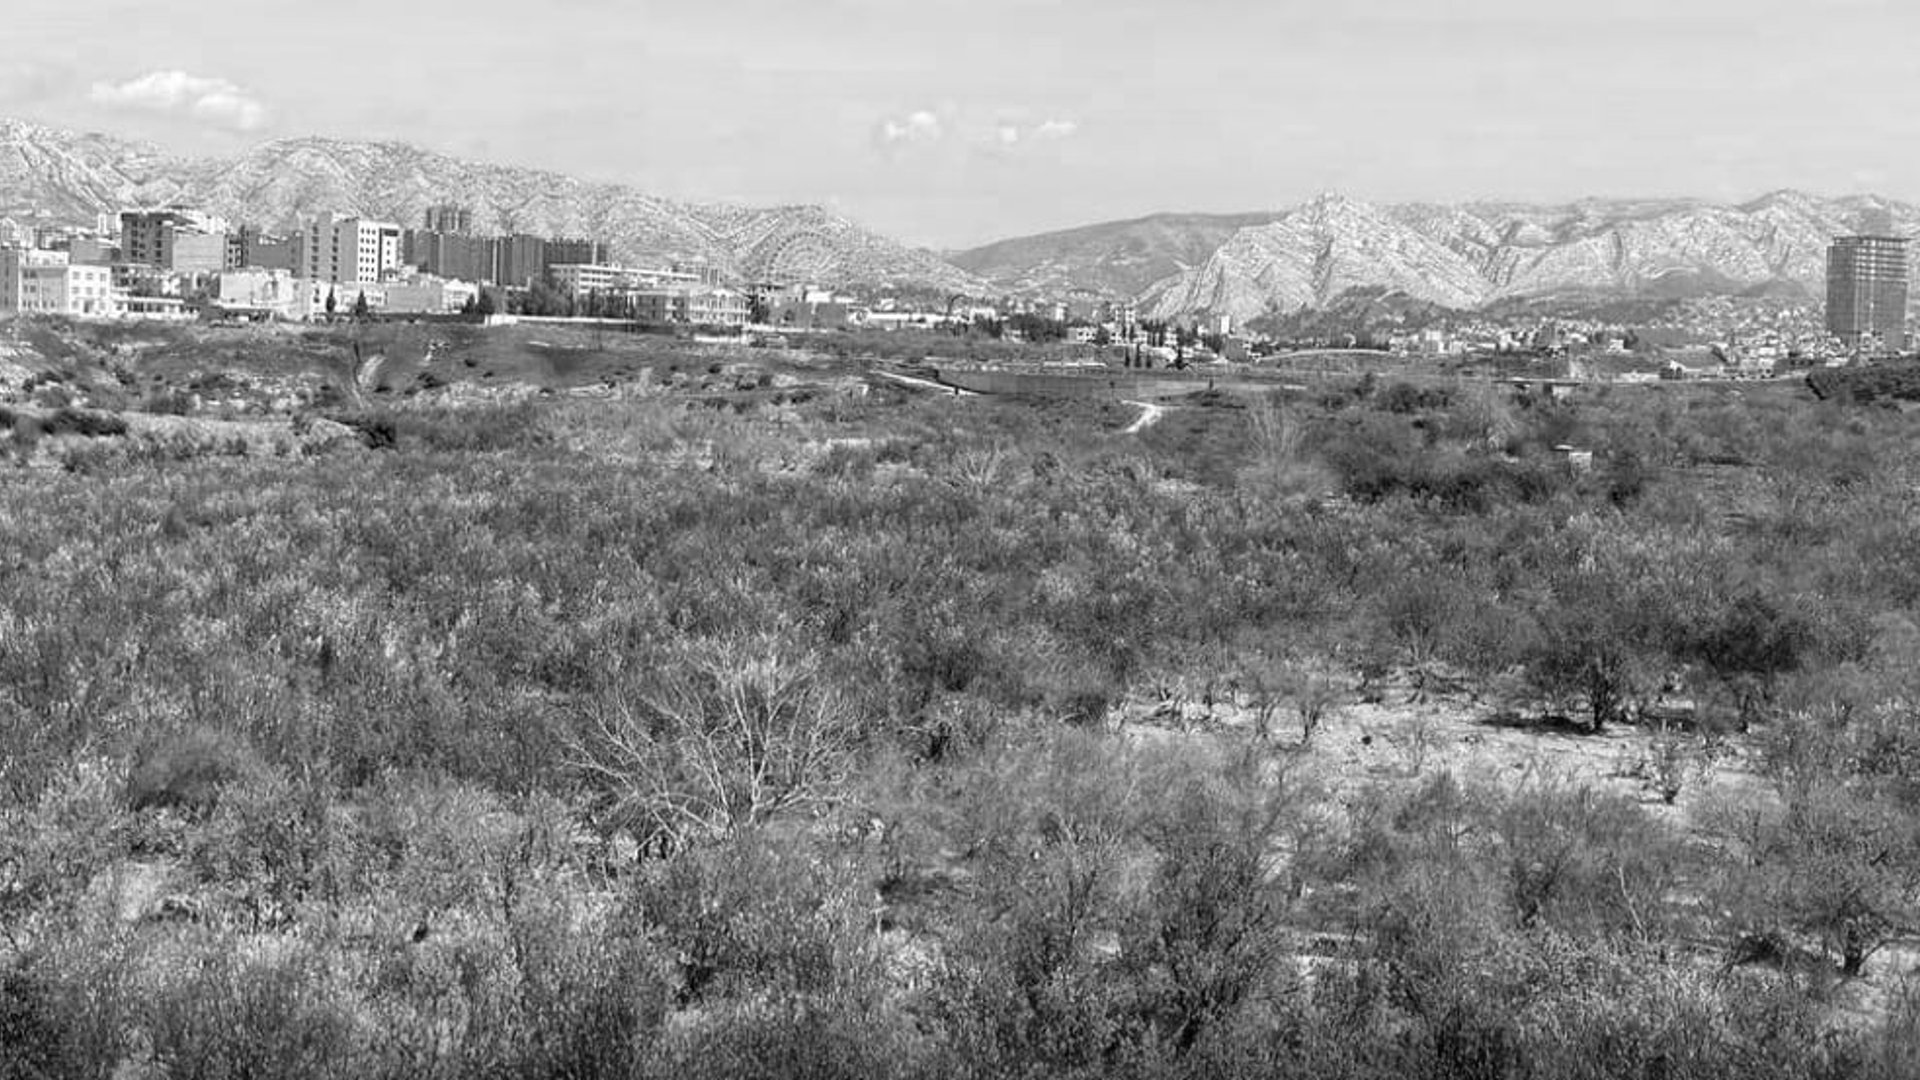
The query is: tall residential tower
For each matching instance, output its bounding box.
[1827,221,1910,354]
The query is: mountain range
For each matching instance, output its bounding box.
[1131,191,1916,323]
[949,191,1915,322]
[1,117,1909,317]
[0,117,987,294]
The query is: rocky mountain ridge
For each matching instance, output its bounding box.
[946,211,1279,300]
[0,118,986,293]
[957,191,1918,320]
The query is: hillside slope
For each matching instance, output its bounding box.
[949,211,1278,298]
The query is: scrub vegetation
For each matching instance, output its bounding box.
[2,324,1919,1077]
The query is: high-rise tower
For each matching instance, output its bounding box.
[1827,226,1910,354]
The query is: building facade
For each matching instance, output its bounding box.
[2,248,92,313]
[382,277,479,315]
[294,214,404,285]
[1827,234,1911,351]
[228,226,296,272]
[161,229,227,275]
[216,269,318,320]
[121,209,229,273]
[545,237,609,271]
[68,237,121,266]
[548,263,702,296]
[676,286,749,328]
[406,230,496,282]
[423,204,473,234]
[15,263,119,316]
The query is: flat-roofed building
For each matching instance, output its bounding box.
[7,260,121,316]
[495,234,547,288]
[68,237,121,265]
[549,263,703,296]
[382,276,479,315]
[161,229,227,275]
[216,268,319,320]
[632,290,672,325]
[676,285,749,328]
[1827,233,1911,352]
[544,237,608,271]
[227,226,295,271]
[423,204,473,234]
[406,230,496,282]
[121,208,229,272]
[1,247,74,312]
[294,213,404,285]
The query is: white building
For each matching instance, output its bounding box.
[676,285,750,328]
[382,277,479,315]
[217,268,319,320]
[294,213,404,285]
[1,251,121,316]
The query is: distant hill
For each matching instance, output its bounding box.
[969,190,1917,318]
[948,211,1278,299]
[0,118,988,293]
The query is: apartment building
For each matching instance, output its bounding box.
[405,230,495,282]
[294,213,404,285]
[548,263,702,296]
[423,204,473,234]
[227,225,296,271]
[1827,233,1910,351]
[120,209,229,273]
[545,237,609,270]
[1,253,120,316]
[676,285,749,328]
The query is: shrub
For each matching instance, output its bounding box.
[42,408,128,438]
[138,946,357,1080]
[574,636,859,849]
[322,411,397,449]
[1373,380,1451,414]
[142,388,194,415]
[125,727,269,815]
[628,832,873,1004]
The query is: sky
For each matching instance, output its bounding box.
[4,0,1919,248]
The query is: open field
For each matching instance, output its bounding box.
[2,316,1920,1077]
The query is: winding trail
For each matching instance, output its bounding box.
[1122,400,1167,435]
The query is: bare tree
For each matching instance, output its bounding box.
[572,636,857,850]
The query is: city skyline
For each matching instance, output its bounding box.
[6,1,1920,249]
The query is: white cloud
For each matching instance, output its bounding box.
[89,71,270,131]
[1032,118,1079,141]
[876,109,943,146]
[996,125,1022,146]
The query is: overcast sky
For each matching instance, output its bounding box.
[3,0,1917,248]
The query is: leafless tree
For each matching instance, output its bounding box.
[572,636,857,850]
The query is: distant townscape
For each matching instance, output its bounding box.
[0,116,1915,374]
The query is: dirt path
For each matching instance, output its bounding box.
[1122,400,1166,434]
[872,370,977,396]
